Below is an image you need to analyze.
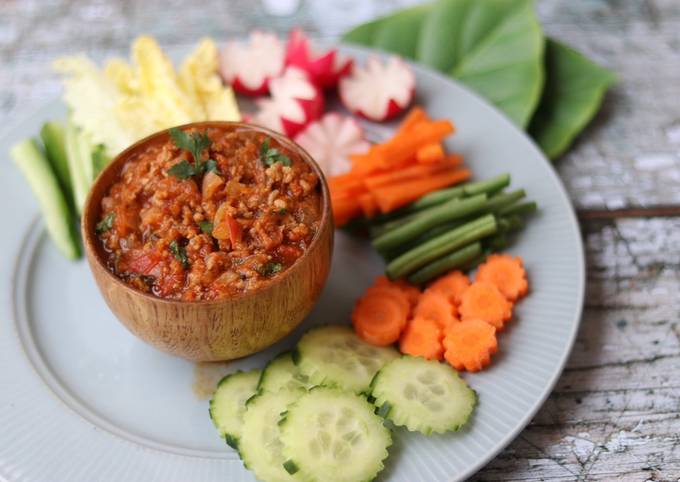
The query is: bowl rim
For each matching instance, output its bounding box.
[81,121,333,306]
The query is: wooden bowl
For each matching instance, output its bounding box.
[82,122,334,362]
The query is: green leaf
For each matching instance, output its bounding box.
[529,39,616,159]
[169,127,212,164]
[198,220,213,234]
[258,262,283,277]
[342,18,383,45]
[260,138,292,167]
[371,6,430,59]
[167,160,198,179]
[169,239,189,269]
[96,212,115,233]
[417,0,545,127]
[204,158,221,174]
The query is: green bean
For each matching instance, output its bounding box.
[462,173,511,196]
[373,193,488,252]
[498,200,538,217]
[407,242,483,285]
[483,189,526,213]
[386,214,497,279]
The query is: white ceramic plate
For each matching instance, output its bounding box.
[0,47,584,482]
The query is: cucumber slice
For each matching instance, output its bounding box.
[209,369,261,449]
[240,389,305,482]
[258,351,314,394]
[10,139,81,259]
[371,356,477,434]
[64,118,93,213]
[295,325,399,394]
[40,121,73,208]
[280,387,391,482]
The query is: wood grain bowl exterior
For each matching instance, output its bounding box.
[82,122,334,361]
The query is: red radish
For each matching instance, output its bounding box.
[219,31,285,96]
[339,56,415,121]
[285,29,353,89]
[252,67,324,137]
[294,113,370,176]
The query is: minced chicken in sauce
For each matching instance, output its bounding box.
[97,127,321,300]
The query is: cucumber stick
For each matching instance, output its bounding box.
[10,139,81,259]
[209,369,261,449]
[280,387,391,482]
[65,118,94,213]
[40,121,73,208]
[239,389,305,482]
[371,356,476,434]
[295,325,399,395]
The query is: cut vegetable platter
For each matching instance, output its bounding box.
[0,45,584,482]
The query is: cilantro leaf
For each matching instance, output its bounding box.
[259,262,283,277]
[260,138,292,167]
[198,221,214,234]
[96,212,116,233]
[169,240,190,269]
[204,159,221,174]
[167,160,199,179]
[169,127,212,164]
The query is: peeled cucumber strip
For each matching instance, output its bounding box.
[10,139,81,259]
[209,369,261,449]
[40,121,73,208]
[295,325,399,394]
[258,351,314,394]
[280,387,391,482]
[240,389,306,482]
[371,356,477,434]
[64,118,94,213]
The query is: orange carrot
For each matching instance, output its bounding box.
[358,193,379,218]
[400,316,444,360]
[459,281,513,330]
[332,196,361,227]
[443,319,497,372]
[413,290,458,330]
[364,285,411,320]
[374,276,421,308]
[379,119,455,166]
[416,142,445,164]
[363,158,461,190]
[397,107,429,134]
[352,295,408,346]
[371,168,471,213]
[427,270,470,306]
[476,254,529,301]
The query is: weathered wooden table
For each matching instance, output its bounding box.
[2,0,679,480]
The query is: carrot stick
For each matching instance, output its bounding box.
[443,319,497,372]
[379,119,455,166]
[332,196,362,227]
[397,107,429,134]
[363,158,462,190]
[413,290,458,330]
[358,192,379,218]
[371,168,471,213]
[352,295,408,346]
[476,254,529,301]
[427,270,470,306]
[416,143,445,164]
[400,317,444,360]
[459,281,513,330]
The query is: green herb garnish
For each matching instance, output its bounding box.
[260,138,292,167]
[167,128,220,179]
[259,262,283,276]
[169,240,190,269]
[96,212,115,233]
[278,208,287,215]
[198,221,214,234]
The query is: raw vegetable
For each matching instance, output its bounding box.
[416,142,445,164]
[476,254,528,301]
[258,351,313,393]
[294,325,399,394]
[285,29,353,89]
[293,113,369,177]
[530,39,618,159]
[239,389,305,482]
[40,122,73,209]
[458,281,513,330]
[443,319,498,372]
[253,67,324,137]
[427,270,470,305]
[371,356,476,434]
[352,291,409,346]
[10,139,81,260]
[279,387,391,482]
[413,290,457,330]
[339,56,415,121]
[209,369,261,449]
[407,242,483,285]
[386,214,497,279]
[220,31,285,95]
[64,118,93,213]
[399,317,443,361]
[363,284,411,320]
